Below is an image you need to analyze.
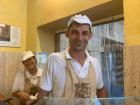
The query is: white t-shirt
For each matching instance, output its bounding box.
[12,67,43,92]
[40,49,104,97]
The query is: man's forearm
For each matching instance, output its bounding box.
[37,88,51,100]
[97,86,108,98]
[12,91,21,98]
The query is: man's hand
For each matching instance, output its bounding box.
[18,91,30,102]
[12,91,30,102]
[37,88,51,100]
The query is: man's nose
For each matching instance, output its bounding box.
[77,33,83,40]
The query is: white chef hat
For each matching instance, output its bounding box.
[67,14,92,30]
[0,24,5,27]
[21,51,34,61]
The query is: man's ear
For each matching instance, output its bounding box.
[89,32,93,40]
[65,31,69,38]
[33,56,37,63]
[22,61,24,64]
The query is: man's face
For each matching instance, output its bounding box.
[22,57,37,74]
[66,23,92,51]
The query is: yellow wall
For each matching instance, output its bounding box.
[2,0,139,51]
[0,0,139,51]
[124,0,140,46]
[37,29,55,53]
[27,0,111,52]
[0,0,27,52]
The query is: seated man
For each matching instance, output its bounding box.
[12,51,43,105]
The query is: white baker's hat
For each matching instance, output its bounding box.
[67,14,92,30]
[0,24,5,27]
[21,51,34,61]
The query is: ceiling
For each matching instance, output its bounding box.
[38,0,123,33]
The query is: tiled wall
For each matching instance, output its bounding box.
[124,46,140,97]
[0,52,23,97]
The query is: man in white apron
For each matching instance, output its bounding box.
[12,51,43,105]
[38,14,107,104]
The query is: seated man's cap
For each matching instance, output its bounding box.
[0,24,5,27]
[67,14,92,30]
[21,51,34,61]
